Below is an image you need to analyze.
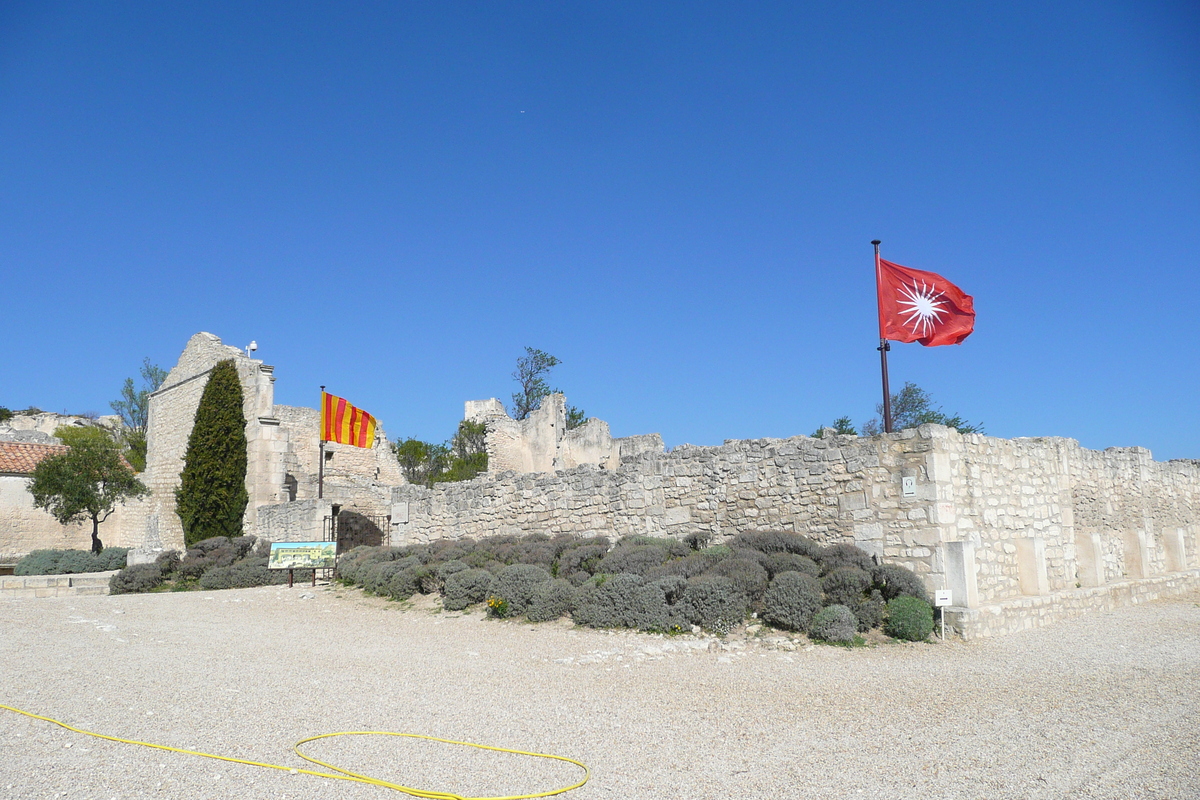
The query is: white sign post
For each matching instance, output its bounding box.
[934,589,953,641]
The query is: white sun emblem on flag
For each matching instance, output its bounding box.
[897,280,948,337]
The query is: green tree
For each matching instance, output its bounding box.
[510,347,560,420]
[0,406,13,423]
[28,426,147,554]
[565,406,588,430]
[439,419,488,482]
[175,360,248,545]
[811,416,858,438]
[509,346,586,427]
[393,438,449,487]
[110,357,168,472]
[861,382,983,436]
[392,419,489,487]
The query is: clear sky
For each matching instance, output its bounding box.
[2,2,1197,460]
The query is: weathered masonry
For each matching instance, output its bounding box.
[135,333,402,554]
[389,425,1199,640]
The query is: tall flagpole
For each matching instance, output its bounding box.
[318,385,326,499]
[873,240,894,433]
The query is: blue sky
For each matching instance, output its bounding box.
[2,2,1197,460]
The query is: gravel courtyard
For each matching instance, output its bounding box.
[1,585,1197,800]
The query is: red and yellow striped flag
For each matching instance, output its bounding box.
[321,391,377,448]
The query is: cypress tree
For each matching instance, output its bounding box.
[175,359,248,546]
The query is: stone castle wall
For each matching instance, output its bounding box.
[0,478,148,562]
[466,394,665,475]
[389,425,1199,639]
[134,332,403,554]
[141,333,286,552]
[272,404,402,512]
[391,429,955,582]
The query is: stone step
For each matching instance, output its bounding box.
[0,570,118,598]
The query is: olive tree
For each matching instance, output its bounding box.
[28,426,147,554]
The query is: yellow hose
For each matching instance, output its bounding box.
[0,703,589,800]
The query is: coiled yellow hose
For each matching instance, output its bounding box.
[1,703,589,800]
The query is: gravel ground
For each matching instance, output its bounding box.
[1,584,1197,800]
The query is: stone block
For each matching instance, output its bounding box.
[943,540,980,609]
[1016,538,1049,596]
[1075,532,1104,587]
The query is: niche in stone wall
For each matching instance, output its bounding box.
[1163,528,1187,573]
[1121,529,1149,580]
[1016,538,1049,596]
[1074,532,1104,587]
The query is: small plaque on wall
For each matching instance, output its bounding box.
[901,476,917,497]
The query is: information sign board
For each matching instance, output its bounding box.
[935,589,953,607]
[268,541,336,570]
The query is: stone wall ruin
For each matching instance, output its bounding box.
[388,424,1199,640]
[135,332,402,555]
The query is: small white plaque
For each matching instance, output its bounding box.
[901,476,917,497]
[935,589,953,607]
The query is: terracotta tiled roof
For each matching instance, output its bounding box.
[0,441,70,475]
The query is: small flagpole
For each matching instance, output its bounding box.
[318,385,326,499]
[873,240,894,433]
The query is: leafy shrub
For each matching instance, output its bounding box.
[395,543,432,564]
[526,579,576,622]
[762,571,823,633]
[333,546,384,583]
[503,535,559,569]
[363,559,418,595]
[816,543,875,575]
[155,550,181,577]
[95,547,130,571]
[229,536,257,560]
[443,568,497,610]
[429,539,475,563]
[631,576,691,632]
[564,569,593,586]
[821,567,872,607]
[596,544,674,577]
[766,552,820,579]
[386,564,433,600]
[571,573,645,629]
[730,531,822,559]
[854,590,886,632]
[176,538,238,580]
[198,557,305,590]
[15,548,129,575]
[109,563,165,594]
[494,564,552,615]
[645,549,726,580]
[682,576,746,633]
[810,604,857,643]
[437,560,469,580]
[14,550,63,576]
[481,560,507,577]
[462,549,496,569]
[705,557,769,607]
[335,546,408,585]
[56,550,98,574]
[871,564,930,604]
[620,536,691,558]
[683,530,712,550]
[885,596,934,642]
[556,542,609,576]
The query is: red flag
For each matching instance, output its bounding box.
[876,258,975,346]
